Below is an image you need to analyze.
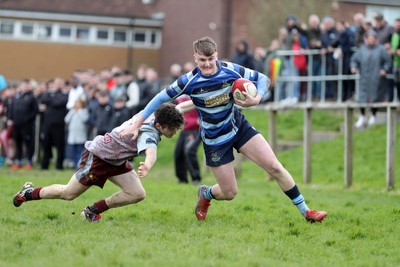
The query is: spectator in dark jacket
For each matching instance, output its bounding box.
[231,39,255,69]
[373,13,394,48]
[320,16,339,100]
[8,79,38,169]
[92,90,113,135]
[336,20,355,100]
[110,96,131,129]
[307,14,323,100]
[40,78,69,170]
[2,86,16,165]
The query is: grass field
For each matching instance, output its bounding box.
[1,109,399,267]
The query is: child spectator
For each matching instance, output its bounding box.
[64,97,89,169]
[92,90,113,136]
[110,96,131,129]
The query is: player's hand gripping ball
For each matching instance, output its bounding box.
[231,78,257,100]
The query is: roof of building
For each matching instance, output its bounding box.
[339,0,400,6]
[0,0,155,19]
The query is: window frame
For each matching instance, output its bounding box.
[0,20,15,36]
[75,25,90,42]
[19,22,35,38]
[113,28,128,44]
[37,23,53,40]
[0,19,162,49]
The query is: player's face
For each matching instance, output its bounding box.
[194,52,218,76]
[157,124,179,138]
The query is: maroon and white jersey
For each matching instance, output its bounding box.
[84,115,161,166]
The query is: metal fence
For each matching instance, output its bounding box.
[273,49,397,104]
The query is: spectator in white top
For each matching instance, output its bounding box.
[66,76,84,110]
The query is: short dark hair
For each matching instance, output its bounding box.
[154,103,184,130]
[193,36,217,56]
[374,13,384,21]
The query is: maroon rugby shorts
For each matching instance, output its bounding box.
[75,149,133,188]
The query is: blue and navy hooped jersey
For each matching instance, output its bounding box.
[142,60,270,146]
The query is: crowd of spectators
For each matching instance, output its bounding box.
[0,65,162,169]
[0,11,399,169]
[240,12,399,110]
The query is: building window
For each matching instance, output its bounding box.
[0,21,14,36]
[133,31,146,43]
[0,19,161,48]
[366,5,400,25]
[151,32,157,44]
[21,23,34,36]
[132,29,161,48]
[114,29,127,43]
[97,28,109,41]
[38,24,52,39]
[76,27,89,41]
[59,26,72,39]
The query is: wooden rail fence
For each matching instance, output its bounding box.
[259,102,399,190]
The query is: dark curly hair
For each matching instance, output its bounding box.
[154,103,184,130]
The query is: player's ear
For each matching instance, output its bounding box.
[193,53,198,64]
[215,52,218,60]
[155,122,162,131]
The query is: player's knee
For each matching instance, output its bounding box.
[127,189,146,203]
[136,190,146,202]
[266,160,284,176]
[63,193,78,201]
[223,188,238,201]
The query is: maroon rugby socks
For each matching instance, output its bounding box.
[88,199,109,214]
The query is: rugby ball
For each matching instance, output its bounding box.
[231,78,257,100]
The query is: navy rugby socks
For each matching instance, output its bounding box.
[203,186,215,200]
[284,185,309,217]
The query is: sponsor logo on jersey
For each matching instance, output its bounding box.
[204,92,229,107]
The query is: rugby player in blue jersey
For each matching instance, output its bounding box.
[121,36,327,223]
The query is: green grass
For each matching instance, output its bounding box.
[1,109,399,267]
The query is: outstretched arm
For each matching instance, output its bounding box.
[176,99,195,113]
[119,113,145,141]
[137,147,157,178]
[120,90,172,140]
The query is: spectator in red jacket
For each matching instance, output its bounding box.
[174,94,202,185]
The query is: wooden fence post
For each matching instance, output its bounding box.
[386,106,396,190]
[303,107,312,183]
[269,109,278,152]
[266,109,278,181]
[261,102,398,188]
[344,106,353,187]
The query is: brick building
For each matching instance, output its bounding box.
[0,0,399,81]
[337,0,400,25]
[0,0,252,81]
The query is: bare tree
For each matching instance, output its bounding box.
[249,0,336,46]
